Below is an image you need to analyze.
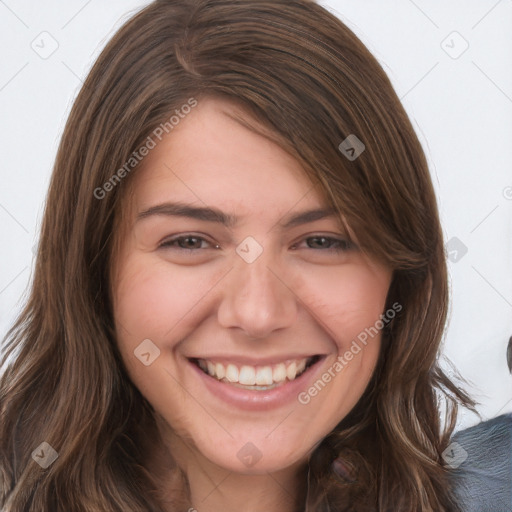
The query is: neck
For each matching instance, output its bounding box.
[185,457,307,512]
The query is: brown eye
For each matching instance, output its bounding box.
[160,235,210,250]
[298,236,354,252]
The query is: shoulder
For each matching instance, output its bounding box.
[449,413,512,512]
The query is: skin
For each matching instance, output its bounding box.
[112,97,392,512]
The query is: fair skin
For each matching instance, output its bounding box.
[112,97,392,512]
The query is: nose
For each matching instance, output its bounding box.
[217,248,299,339]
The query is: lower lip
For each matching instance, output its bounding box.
[188,357,326,411]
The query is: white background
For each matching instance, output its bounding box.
[0,0,511,431]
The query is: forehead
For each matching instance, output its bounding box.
[127,97,330,220]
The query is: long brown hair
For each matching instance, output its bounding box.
[0,0,475,510]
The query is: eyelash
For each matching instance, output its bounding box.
[159,234,354,253]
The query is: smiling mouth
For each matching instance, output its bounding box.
[190,355,321,390]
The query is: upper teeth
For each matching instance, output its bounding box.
[196,358,310,386]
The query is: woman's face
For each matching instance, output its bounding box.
[112,97,392,475]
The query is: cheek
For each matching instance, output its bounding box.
[292,261,391,348]
[291,265,388,425]
[112,254,225,416]
[113,255,222,342]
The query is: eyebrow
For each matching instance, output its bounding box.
[136,201,337,229]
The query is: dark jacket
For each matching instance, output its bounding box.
[451,413,512,511]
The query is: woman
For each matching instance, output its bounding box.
[0,0,475,510]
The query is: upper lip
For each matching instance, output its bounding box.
[187,354,323,366]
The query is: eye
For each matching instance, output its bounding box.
[291,235,355,252]
[159,234,215,251]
